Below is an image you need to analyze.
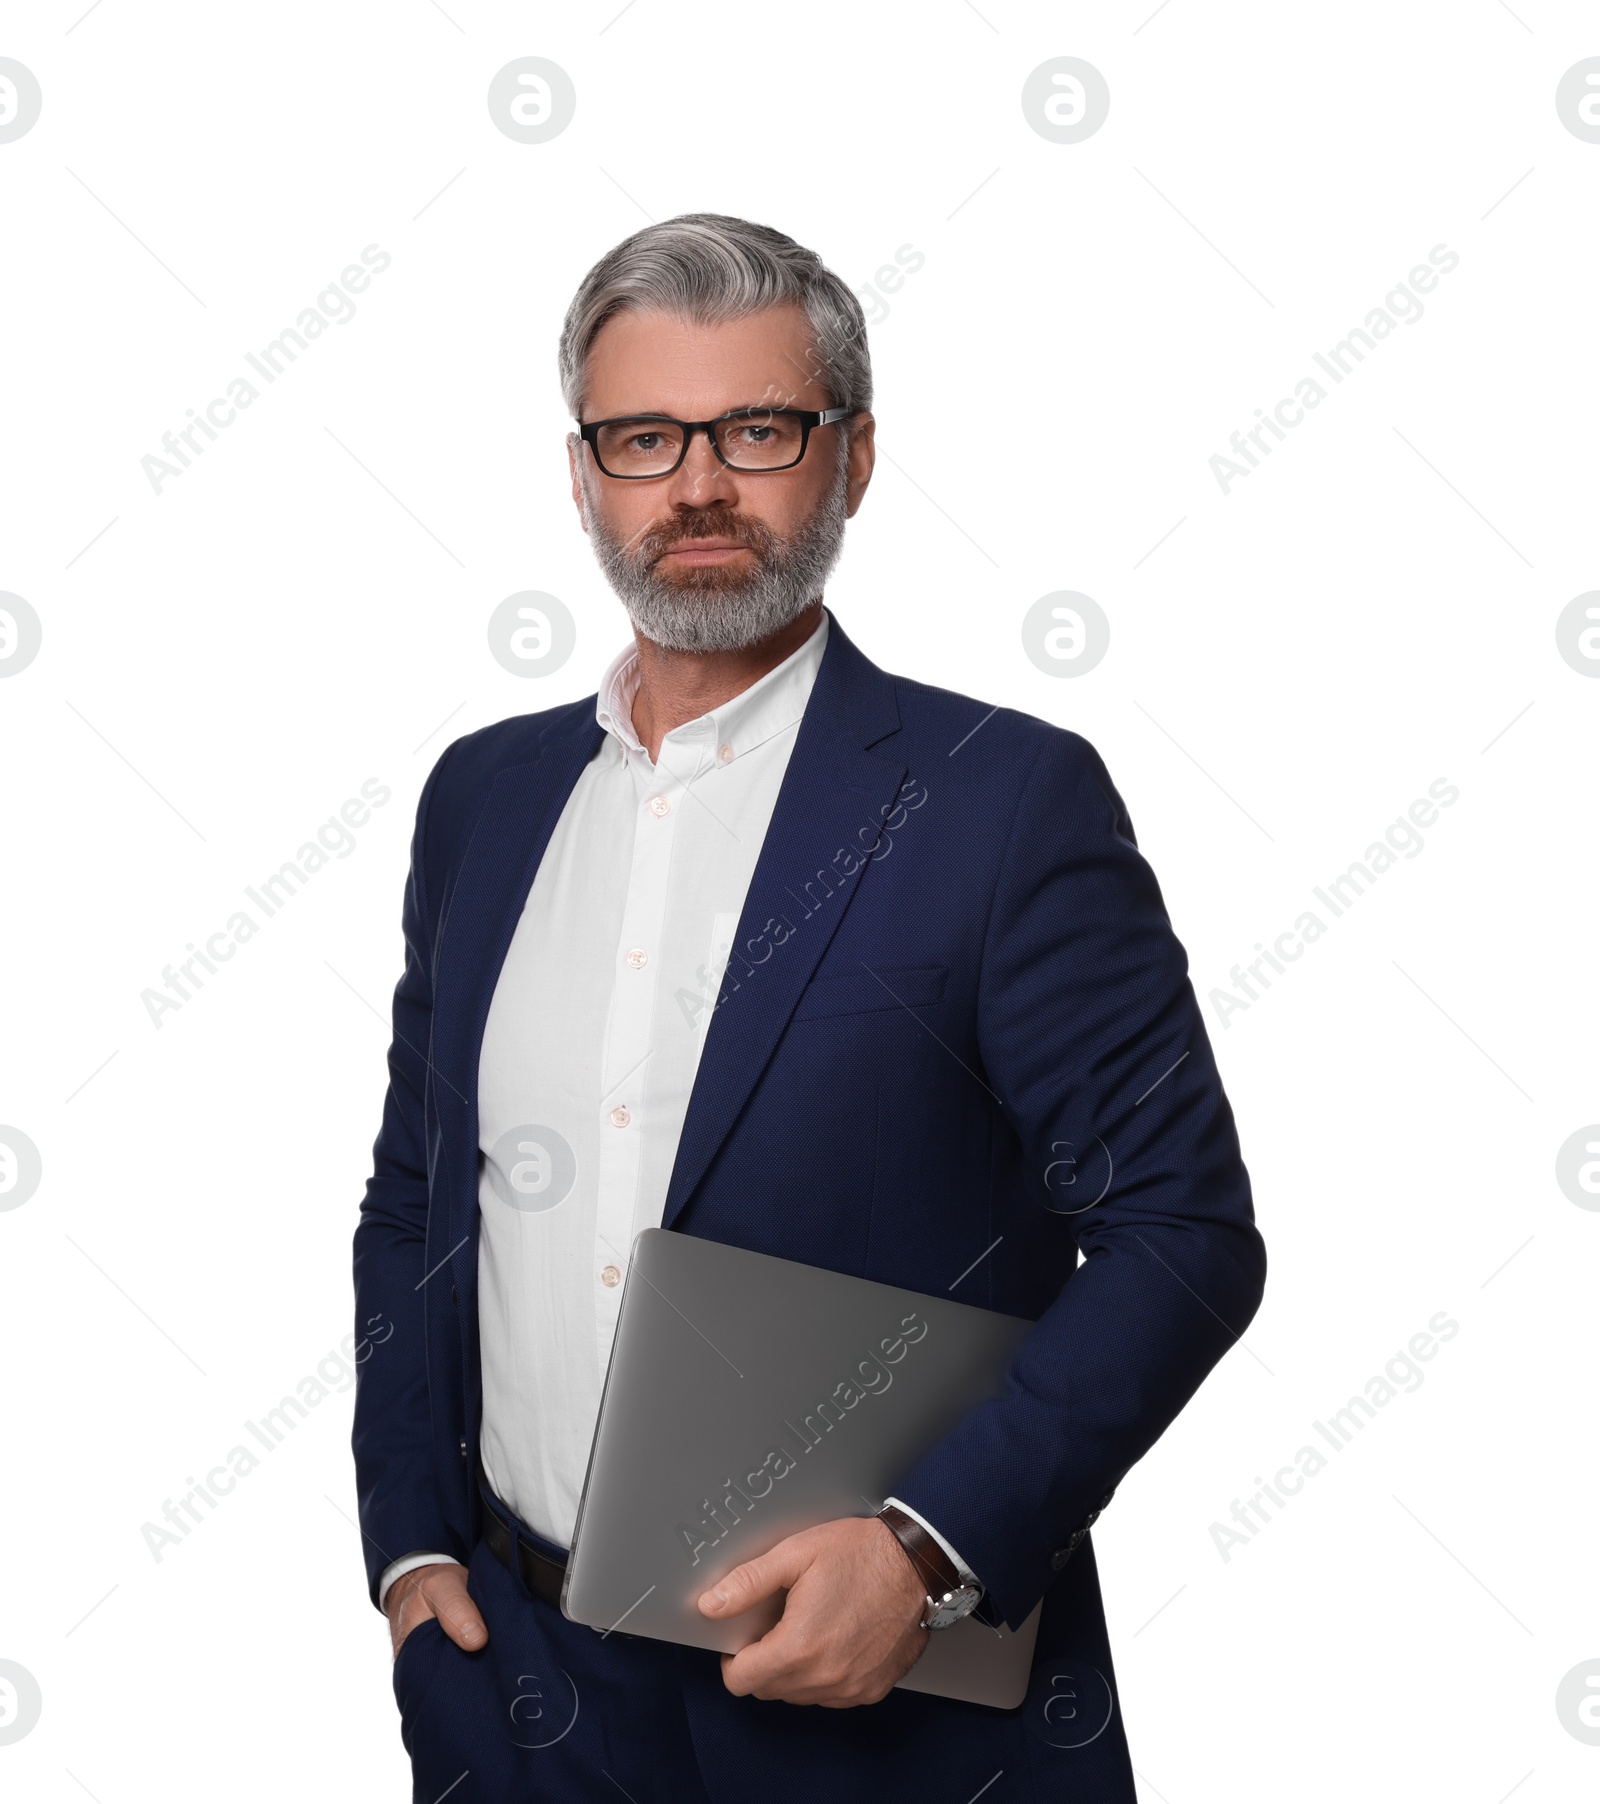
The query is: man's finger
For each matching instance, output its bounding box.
[423,1569,488,1651]
[718,1621,814,1699]
[697,1535,807,1616]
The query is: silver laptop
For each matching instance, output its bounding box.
[562,1228,1043,1709]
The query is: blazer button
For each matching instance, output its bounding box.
[459,1437,469,1461]
[1051,1547,1069,1570]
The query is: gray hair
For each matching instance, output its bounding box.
[558,213,872,420]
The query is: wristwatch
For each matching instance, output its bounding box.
[875,1503,984,1630]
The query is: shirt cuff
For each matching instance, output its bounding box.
[376,1551,460,1610]
[883,1495,981,1590]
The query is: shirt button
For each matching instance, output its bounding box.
[625,948,648,970]
[648,794,670,817]
[717,743,734,764]
[600,1264,622,1288]
[609,1104,631,1128]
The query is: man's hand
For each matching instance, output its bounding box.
[697,1516,928,1706]
[385,1562,488,1661]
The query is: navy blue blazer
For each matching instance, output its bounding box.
[352,613,1265,1645]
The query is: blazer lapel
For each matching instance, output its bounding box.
[661,620,907,1229]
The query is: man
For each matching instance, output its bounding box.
[353,212,1265,1802]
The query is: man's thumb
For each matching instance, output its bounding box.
[698,1541,801,1616]
[430,1573,488,1649]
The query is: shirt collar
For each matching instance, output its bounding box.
[594,608,831,766]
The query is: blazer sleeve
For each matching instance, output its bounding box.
[350,742,467,1606]
[889,730,1267,1629]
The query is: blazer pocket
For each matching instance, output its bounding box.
[791,963,949,1021]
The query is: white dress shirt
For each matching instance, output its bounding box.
[377,609,975,1606]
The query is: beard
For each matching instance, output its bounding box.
[583,452,850,654]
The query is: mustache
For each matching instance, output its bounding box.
[634,506,778,565]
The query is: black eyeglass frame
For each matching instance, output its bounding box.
[576,406,854,479]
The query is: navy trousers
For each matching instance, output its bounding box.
[394,1505,1139,1803]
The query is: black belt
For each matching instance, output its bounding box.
[479,1476,568,1609]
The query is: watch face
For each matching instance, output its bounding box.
[925,1584,983,1630]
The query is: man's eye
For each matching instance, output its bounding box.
[630,433,661,451]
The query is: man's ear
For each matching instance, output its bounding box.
[567,433,589,533]
[844,412,876,520]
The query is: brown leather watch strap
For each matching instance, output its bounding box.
[876,1503,960,1597]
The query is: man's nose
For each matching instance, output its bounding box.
[663,427,739,509]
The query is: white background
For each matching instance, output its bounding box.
[1,2,1596,1799]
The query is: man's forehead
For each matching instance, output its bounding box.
[582,304,829,413]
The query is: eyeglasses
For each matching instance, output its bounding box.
[577,406,852,479]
